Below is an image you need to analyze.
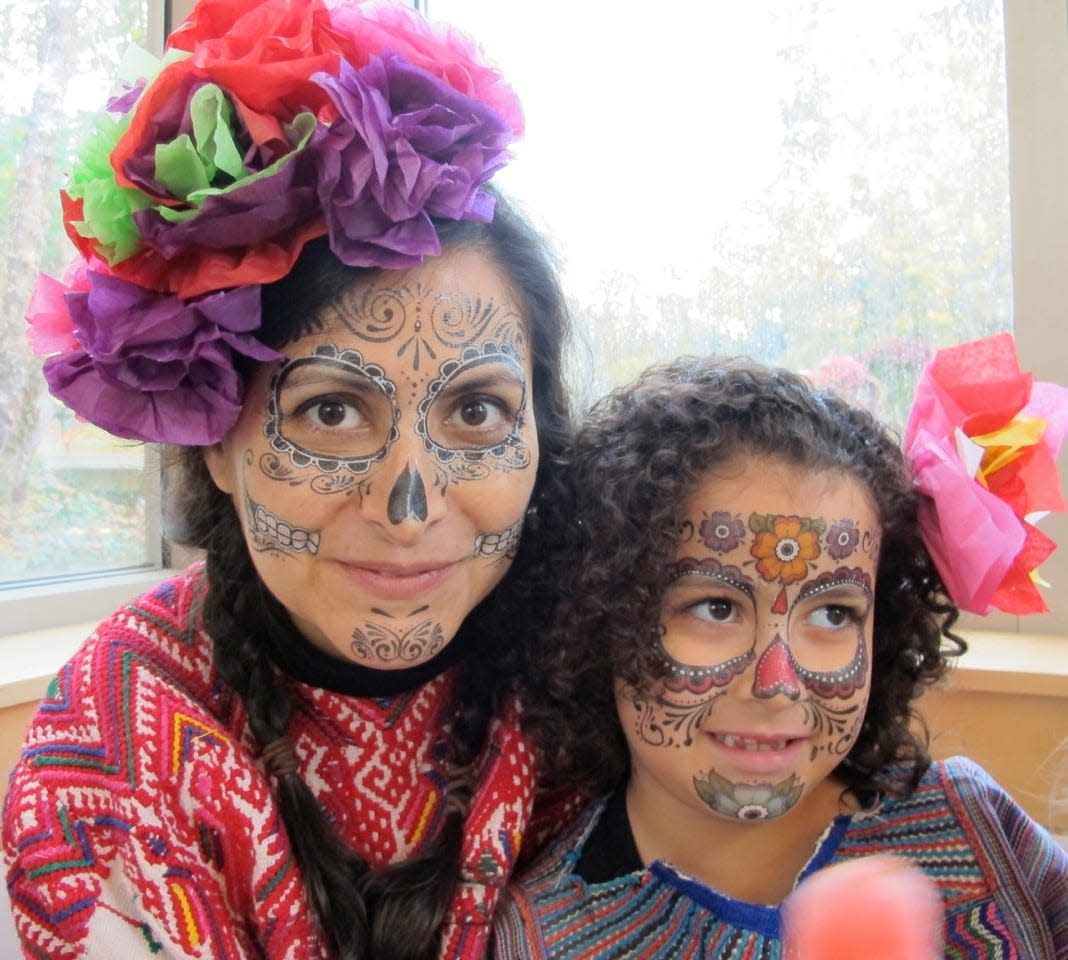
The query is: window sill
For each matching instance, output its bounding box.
[0,568,173,709]
[0,599,1065,709]
[947,630,1068,698]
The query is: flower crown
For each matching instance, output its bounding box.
[904,332,1068,615]
[26,0,522,446]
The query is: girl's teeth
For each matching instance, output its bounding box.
[719,734,789,751]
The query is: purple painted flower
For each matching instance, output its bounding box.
[42,269,278,445]
[826,518,860,560]
[311,52,514,268]
[699,511,746,552]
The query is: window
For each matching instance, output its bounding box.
[429,0,1068,635]
[5,0,1067,637]
[0,0,165,592]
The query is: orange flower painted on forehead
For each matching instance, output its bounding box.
[749,513,825,584]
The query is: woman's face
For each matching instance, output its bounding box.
[205,248,538,668]
[617,453,880,824]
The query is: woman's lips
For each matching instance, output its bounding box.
[333,559,462,601]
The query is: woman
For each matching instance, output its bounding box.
[4,1,571,958]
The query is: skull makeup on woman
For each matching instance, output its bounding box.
[4,2,573,958]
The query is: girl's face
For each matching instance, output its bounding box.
[617,453,880,824]
[205,248,538,668]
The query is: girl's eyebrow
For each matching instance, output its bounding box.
[667,561,756,598]
[797,574,874,602]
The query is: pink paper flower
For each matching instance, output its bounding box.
[904,332,1068,614]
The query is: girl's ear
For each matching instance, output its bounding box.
[202,442,236,495]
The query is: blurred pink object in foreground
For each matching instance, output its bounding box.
[782,856,943,960]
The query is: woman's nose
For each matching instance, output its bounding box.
[387,464,428,525]
[362,442,446,538]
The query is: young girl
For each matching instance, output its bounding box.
[494,354,1067,959]
[4,1,573,958]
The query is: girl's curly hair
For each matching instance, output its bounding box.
[523,355,964,805]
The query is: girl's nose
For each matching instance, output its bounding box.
[751,635,802,701]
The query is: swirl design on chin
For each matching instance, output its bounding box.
[350,619,445,663]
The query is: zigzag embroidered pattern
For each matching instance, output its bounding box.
[494,760,1058,959]
[3,566,534,960]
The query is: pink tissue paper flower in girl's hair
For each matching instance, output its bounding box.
[903,332,1068,615]
[781,855,943,960]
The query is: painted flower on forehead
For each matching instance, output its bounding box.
[30,263,279,445]
[699,510,746,553]
[749,514,825,584]
[826,518,860,561]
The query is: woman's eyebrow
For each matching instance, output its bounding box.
[278,360,389,390]
[433,359,528,398]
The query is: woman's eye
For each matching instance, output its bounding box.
[808,604,857,629]
[440,394,515,443]
[691,598,738,623]
[456,397,500,428]
[294,395,364,430]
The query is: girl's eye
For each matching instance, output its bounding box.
[808,604,858,629]
[691,598,739,624]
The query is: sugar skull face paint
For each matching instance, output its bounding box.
[204,249,538,668]
[617,454,879,827]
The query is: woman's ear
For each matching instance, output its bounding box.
[202,442,236,495]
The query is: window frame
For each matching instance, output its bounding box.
[2,0,1065,690]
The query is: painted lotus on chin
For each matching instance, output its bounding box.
[693,770,804,820]
[27,0,522,445]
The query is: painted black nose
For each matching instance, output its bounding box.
[387,465,429,524]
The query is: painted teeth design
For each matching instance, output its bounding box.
[718,734,790,752]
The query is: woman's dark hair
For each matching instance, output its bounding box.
[162,191,572,960]
[523,354,964,806]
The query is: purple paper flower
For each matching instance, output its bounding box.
[42,269,278,445]
[699,511,746,553]
[311,51,513,268]
[826,518,860,560]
